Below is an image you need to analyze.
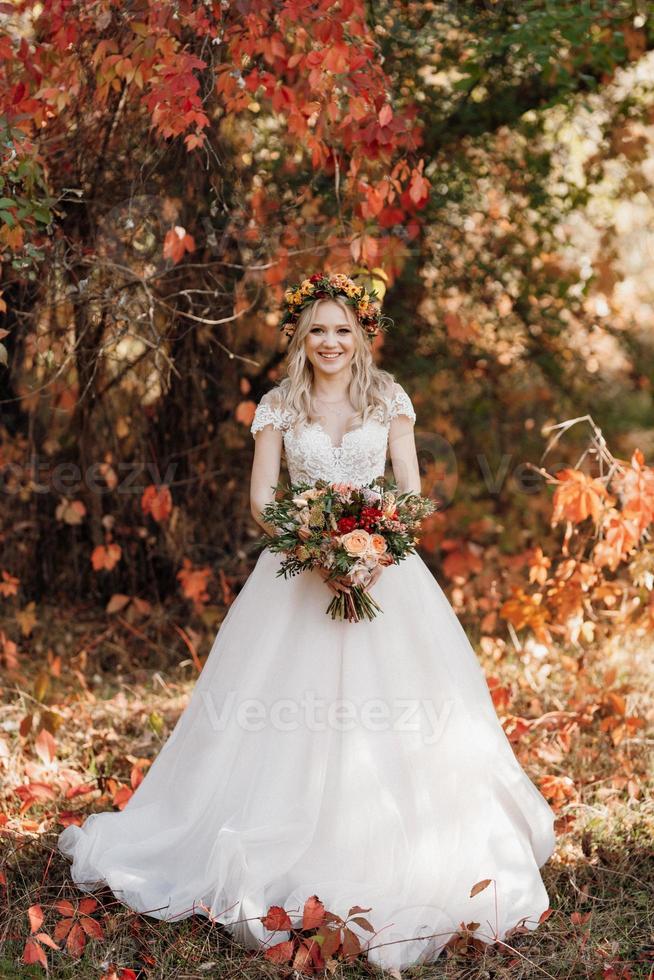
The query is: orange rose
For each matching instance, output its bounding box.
[369,534,387,556]
[341,529,371,556]
[297,526,312,541]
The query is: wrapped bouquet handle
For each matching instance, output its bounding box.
[325,573,383,623]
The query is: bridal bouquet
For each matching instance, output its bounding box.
[258,477,436,623]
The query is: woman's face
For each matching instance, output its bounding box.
[303,300,356,377]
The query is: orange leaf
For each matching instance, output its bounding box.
[235,399,256,427]
[163,226,196,264]
[54,918,73,941]
[34,727,57,765]
[130,764,144,790]
[442,545,483,581]
[552,469,611,526]
[27,905,44,934]
[112,785,134,810]
[0,569,20,597]
[106,593,131,614]
[16,602,37,637]
[22,938,47,968]
[184,132,206,151]
[408,169,430,205]
[91,543,122,571]
[80,915,104,939]
[470,878,492,897]
[55,498,86,525]
[176,558,212,607]
[141,484,173,523]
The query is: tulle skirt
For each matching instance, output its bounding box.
[58,545,556,971]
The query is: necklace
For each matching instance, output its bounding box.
[314,395,351,418]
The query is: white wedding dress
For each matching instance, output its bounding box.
[58,382,556,972]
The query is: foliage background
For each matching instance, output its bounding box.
[0,2,653,614]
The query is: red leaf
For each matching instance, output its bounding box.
[22,938,47,968]
[292,939,315,972]
[378,104,393,127]
[261,904,293,931]
[302,894,325,931]
[78,898,99,916]
[27,904,44,933]
[54,918,74,941]
[112,785,134,810]
[264,939,295,963]
[66,920,86,957]
[55,899,76,917]
[80,915,104,939]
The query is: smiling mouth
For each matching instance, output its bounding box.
[318,352,342,359]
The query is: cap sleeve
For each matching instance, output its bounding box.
[388,382,416,424]
[250,387,294,437]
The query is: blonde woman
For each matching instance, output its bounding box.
[59,274,556,973]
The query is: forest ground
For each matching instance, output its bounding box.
[0,602,652,979]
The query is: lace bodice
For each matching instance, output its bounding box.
[250,382,416,487]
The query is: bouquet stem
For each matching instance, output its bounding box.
[326,585,384,623]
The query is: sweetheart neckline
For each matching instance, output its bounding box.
[311,420,357,452]
[286,418,386,452]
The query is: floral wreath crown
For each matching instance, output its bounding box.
[280,272,392,342]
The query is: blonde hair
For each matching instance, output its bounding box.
[275,296,397,429]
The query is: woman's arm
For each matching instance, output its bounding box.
[250,424,283,539]
[250,420,349,594]
[365,410,421,590]
[389,413,422,495]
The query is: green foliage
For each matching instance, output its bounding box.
[0,120,56,276]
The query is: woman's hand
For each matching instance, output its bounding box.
[366,564,384,588]
[315,566,352,595]
[315,564,384,594]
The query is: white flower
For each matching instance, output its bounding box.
[362,488,382,506]
[348,562,374,587]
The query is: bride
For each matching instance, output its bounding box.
[58,273,556,972]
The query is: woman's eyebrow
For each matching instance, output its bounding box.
[311,322,351,327]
